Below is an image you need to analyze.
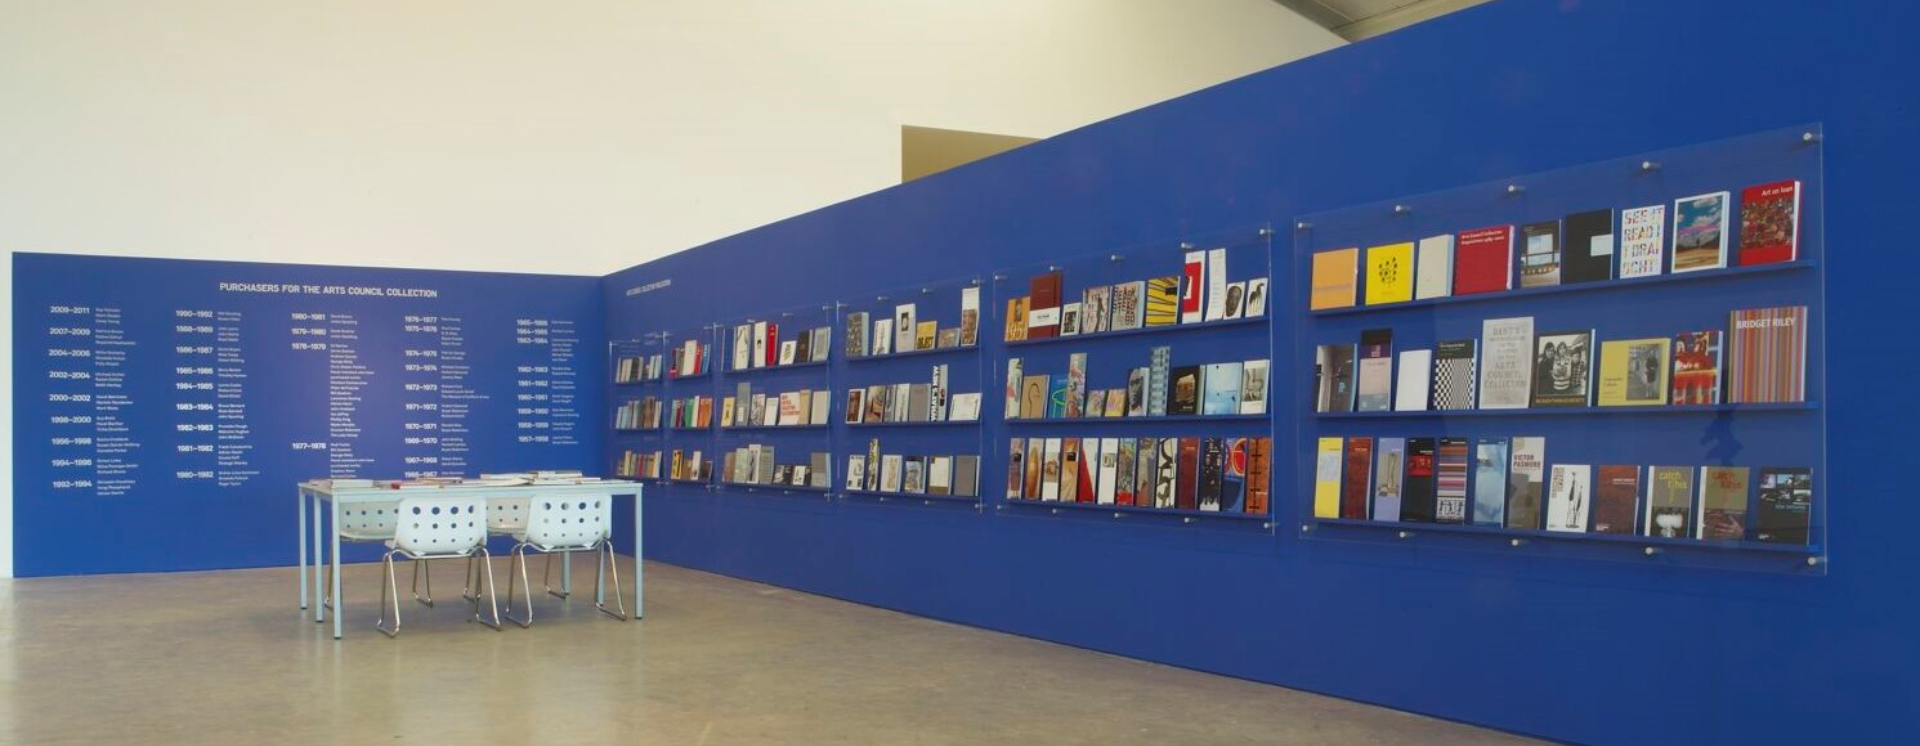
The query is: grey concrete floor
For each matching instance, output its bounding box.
[0,557,1548,745]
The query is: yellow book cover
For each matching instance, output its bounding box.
[1596,338,1671,406]
[915,320,937,350]
[1309,248,1359,310]
[1144,276,1180,326]
[1364,242,1415,305]
[1314,437,1344,518]
[1004,297,1029,341]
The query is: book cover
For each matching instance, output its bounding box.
[1156,438,1180,508]
[810,389,831,425]
[1111,281,1146,330]
[1240,359,1270,415]
[1167,439,1198,510]
[1144,276,1181,326]
[1082,286,1111,334]
[866,440,882,491]
[1596,338,1670,406]
[949,393,980,421]
[1181,250,1207,322]
[845,312,869,358]
[1079,438,1102,503]
[1394,349,1432,411]
[1546,463,1592,532]
[930,364,949,421]
[1592,465,1640,535]
[927,456,952,495]
[1562,208,1616,284]
[1506,437,1545,529]
[1754,467,1812,544]
[915,321,937,351]
[1097,438,1121,505]
[1220,438,1247,512]
[814,326,831,362]
[1355,328,1394,412]
[872,318,894,355]
[1103,388,1126,417]
[1020,375,1050,420]
[1029,272,1063,339]
[1670,331,1723,405]
[751,321,769,369]
[1672,191,1731,273]
[1059,439,1081,502]
[794,331,811,365]
[960,286,981,347]
[893,303,918,353]
[777,392,803,426]
[1436,437,1470,524]
[1308,247,1359,311]
[955,456,980,498]
[1169,364,1203,416]
[1223,281,1247,319]
[1414,234,1454,300]
[1698,466,1752,540]
[1084,389,1107,419]
[1006,438,1026,498]
[1364,242,1415,305]
[1472,438,1509,526]
[1045,377,1068,419]
[1136,437,1158,507]
[1040,438,1062,500]
[1314,344,1355,413]
[1400,438,1437,523]
[1126,367,1148,417]
[1530,329,1592,407]
[1431,340,1477,410]
[1060,302,1081,336]
[1726,306,1808,403]
[765,322,779,367]
[1004,358,1023,420]
[1198,437,1225,510]
[1149,346,1172,416]
[1063,352,1088,418]
[881,454,904,493]
[1739,180,1801,266]
[777,340,798,366]
[1204,248,1229,322]
[845,455,866,491]
[1002,298,1028,343]
[1313,435,1344,517]
[1479,317,1535,409]
[1618,204,1667,279]
[734,324,753,370]
[1024,439,1045,499]
[1371,437,1405,522]
[1341,437,1374,520]
[1644,465,1694,538]
[811,452,831,488]
[1114,439,1137,505]
[1519,220,1561,288]
[1245,278,1269,317]
[1454,225,1514,295]
[1201,362,1242,415]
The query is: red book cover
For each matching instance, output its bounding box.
[764,322,779,366]
[1738,180,1800,266]
[1027,271,1062,339]
[1176,437,1199,510]
[1245,437,1271,514]
[1342,437,1373,519]
[1180,251,1204,321]
[1454,225,1514,295]
[1593,465,1640,534]
[1077,442,1096,503]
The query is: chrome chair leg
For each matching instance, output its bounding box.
[374,551,403,638]
[503,544,534,629]
[411,558,434,607]
[543,551,571,600]
[595,540,629,622]
[470,548,502,631]
[461,553,477,603]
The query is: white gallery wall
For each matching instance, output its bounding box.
[0,0,1341,577]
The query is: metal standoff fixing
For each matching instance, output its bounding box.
[1182,516,1195,524]
[1802,131,1821,144]
[1051,508,1062,516]
[1300,523,1313,533]
[1644,546,1662,556]
[921,287,933,295]
[1179,242,1195,250]
[969,277,982,286]
[1807,556,1825,567]
[991,273,1008,282]
[1397,530,1414,539]
[1294,221,1312,232]
[1047,265,1062,272]
[1109,253,1125,263]
[1510,538,1527,547]
[1112,512,1124,519]
[1506,184,1525,195]
[1640,160,1661,172]
[923,500,932,506]
[876,295,887,302]
[1392,204,1411,215]
[1258,227,1275,237]
[1262,522,1275,530]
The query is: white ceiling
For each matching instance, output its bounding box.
[1273,0,1498,39]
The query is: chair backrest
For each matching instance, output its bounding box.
[523,496,612,550]
[486,497,530,531]
[341,501,399,538]
[391,496,486,557]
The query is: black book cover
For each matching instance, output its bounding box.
[1562,209,1616,284]
[1168,365,1202,416]
[795,329,812,364]
[1401,437,1438,523]
[1530,330,1594,407]
[1198,437,1225,510]
[1754,467,1813,544]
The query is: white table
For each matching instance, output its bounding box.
[297,480,644,638]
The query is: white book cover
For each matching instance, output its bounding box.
[1096,437,1120,504]
[894,303,917,352]
[751,321,769,368]
[812,327,831,362]
[1203,248,1229,321]
[948,392,981,421]
[1414,234,1454,299]
[1041,438,1062,500]
[880,455,903,492]
[809,389,831,425]
[744,445,762,484]
[1060,301,1082,336]
[680,340,697,376]
[1245,278,1268,317]
[928,456,953,495]
[777,392,802,426]
[845,455,866,491]
[762,397,779,426]
[1478,316,1535,409]
[777,340,797,366]
[1239,359,1270,415]
[1618,204,1667,279]
[733,325,751,371]
[1081,437,1104,498]
[1546,463,1592,532]
[1394,349,1433,411]
[1182,249,1206,324]
[959,286,981,347]
[871,318,892,355]
[930,364,949,421]
[1004,358,1023,420]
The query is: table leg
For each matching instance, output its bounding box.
[331,498,343,639]
[633,486,644,619]
[312,492,324,622]
[298,488,309,610]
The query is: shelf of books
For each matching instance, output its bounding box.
[837,274,988,509]
[1292,124,1826,573]
[991,227,1276,530]
[611,327,718,489]
[715,303,836,498]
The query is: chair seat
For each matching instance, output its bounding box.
[510,534,603,553]
[340,528,394,542]
[384,540,481,561]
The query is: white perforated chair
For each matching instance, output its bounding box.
[376,496,502,637]
[460,496,531,604]
[503,496,627,627]
[325,501,442,610]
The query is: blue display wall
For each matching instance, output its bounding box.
[599,1,1914,744]
[11,253,604,576]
